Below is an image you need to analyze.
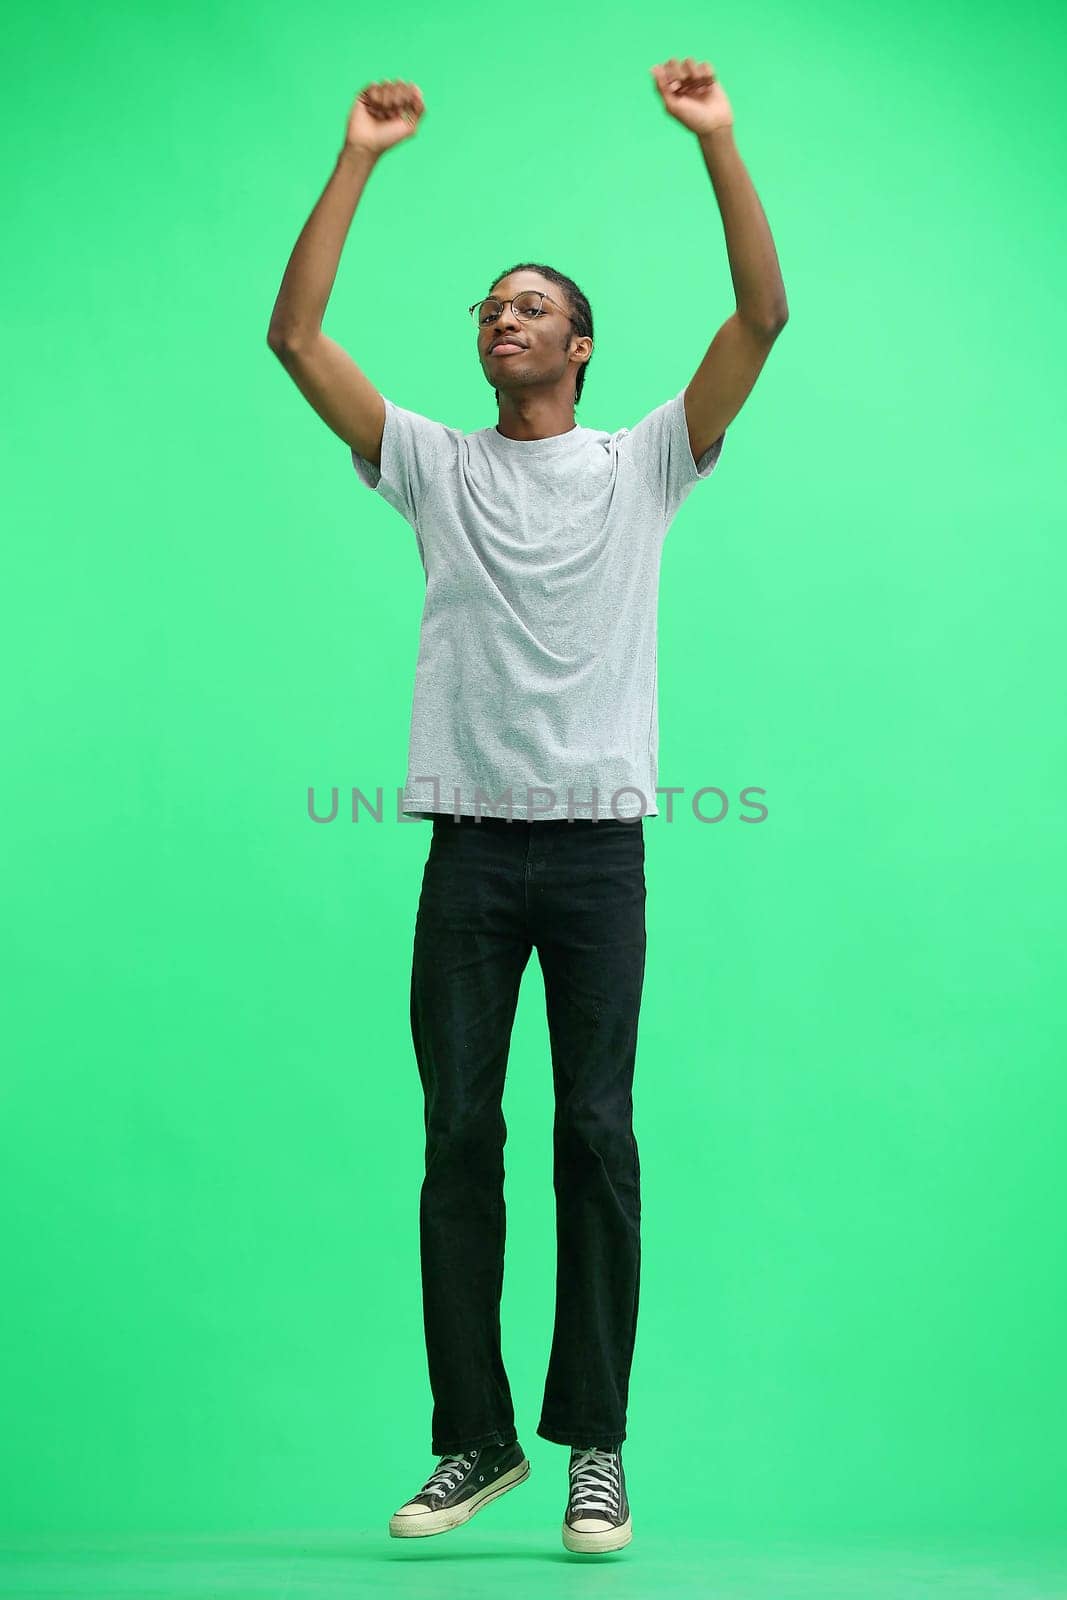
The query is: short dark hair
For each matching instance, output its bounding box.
[486,262,594,407]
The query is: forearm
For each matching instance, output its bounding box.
[267,144,379,348]
[698,126,788,333]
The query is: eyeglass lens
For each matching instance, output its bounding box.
[474,292,546,324]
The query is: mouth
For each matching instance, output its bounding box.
[489,341,527,356]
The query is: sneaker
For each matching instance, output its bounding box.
[562,1444,633,1553]
[388,1439,531,1538]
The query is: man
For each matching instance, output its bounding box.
[267,58,788,1554]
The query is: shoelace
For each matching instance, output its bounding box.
[569,1447,619,1516]
[421,1450,476,1500]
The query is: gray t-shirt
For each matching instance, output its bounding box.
[350,387,726,821]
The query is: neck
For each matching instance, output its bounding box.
[494,391,578,442]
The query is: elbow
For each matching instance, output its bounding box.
[267,323,321,358]
[759,306,789,338]
[738,305,789,340]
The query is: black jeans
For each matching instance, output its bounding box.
[410,812,647,1455]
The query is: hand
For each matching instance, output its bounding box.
[650,58,733,137]
[345,79,426,156]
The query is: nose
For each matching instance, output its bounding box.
[485,315,523,354]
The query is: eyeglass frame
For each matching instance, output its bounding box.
[468,291,578,330]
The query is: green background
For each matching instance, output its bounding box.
[4,0,1067,1587]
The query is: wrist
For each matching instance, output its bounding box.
[698,123,735,146]
[339,142,381,169]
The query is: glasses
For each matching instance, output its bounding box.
[469,290,576,328]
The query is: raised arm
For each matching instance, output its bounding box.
[266,81,426,470]
[650,58,789,462]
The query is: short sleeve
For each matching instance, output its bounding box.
[350,396,454,531]
[618,386,726,527]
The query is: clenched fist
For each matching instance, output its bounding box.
[346,80,426,156]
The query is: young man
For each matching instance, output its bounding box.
[267,59,787,1553]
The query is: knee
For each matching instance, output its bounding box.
[425,1107,507,1174]
[555,1097,634,1165]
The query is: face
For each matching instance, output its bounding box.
[477,273,590,393]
